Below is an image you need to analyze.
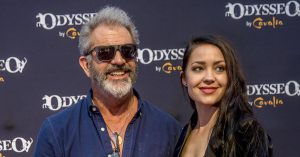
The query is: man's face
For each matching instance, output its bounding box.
[87,24,137,98]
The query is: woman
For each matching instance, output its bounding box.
[174,35,273,157]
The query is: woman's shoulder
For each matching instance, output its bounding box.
[236,115,267,138]
[235,115,273,157]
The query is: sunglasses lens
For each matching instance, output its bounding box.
[121,44,137,59]
[96,46,115,61]
[91,44,137,62]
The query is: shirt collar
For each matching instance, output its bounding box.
[87,88,143,118]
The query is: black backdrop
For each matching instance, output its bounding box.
[1,0,299,156]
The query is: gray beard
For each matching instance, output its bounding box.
[89,63,137,99]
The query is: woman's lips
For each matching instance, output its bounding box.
[200,87,218,94]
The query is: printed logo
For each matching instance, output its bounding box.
[36,12,96,40]
[0,76,4,83]
[42,94,86,111]
[0,56,27,85]
[0,57,27,74]
[0,137,33,153]
[247,80,300,108]
[225,1,300,29]
[137,48,184,74]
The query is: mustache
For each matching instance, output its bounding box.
[105,65,133,74]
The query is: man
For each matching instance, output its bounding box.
[33,6,181,157]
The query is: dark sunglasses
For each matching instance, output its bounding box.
[85,44,137,62]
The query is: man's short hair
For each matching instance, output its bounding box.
[79,6,140,55]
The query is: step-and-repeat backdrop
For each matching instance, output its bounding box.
[1,0,299,156]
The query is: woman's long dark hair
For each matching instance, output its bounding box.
[181,35,272,157]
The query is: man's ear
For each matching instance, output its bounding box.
[79,56,91,77]
[180,71,187,87]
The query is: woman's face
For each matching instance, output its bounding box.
[182,43,228,107]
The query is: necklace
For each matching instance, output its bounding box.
[92,98,133,153]
[105,110,131,146]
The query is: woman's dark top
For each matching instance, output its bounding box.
[174,112,273,157]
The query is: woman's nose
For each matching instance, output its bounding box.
[203,70,215,84]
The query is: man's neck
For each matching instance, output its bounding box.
[92,88,135,116]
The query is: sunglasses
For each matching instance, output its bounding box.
[85,44,137,62]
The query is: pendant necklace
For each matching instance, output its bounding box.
[92,98,133,155]
[106,110,131,146]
